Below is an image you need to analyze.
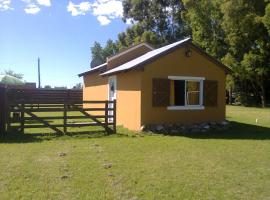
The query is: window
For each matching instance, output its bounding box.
[186,81,200,105]
[168,76,204,110]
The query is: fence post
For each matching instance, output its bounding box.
[113,99,116,133]
[63,102,67,134]
[105,101,108,130]
[20,103,25,133]
[0,86,6,134]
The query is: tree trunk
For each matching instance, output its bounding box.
[258,78,266,108]
[259,84,266,108]
[229,86,233,105]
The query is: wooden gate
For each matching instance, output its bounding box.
[1,87,116,134]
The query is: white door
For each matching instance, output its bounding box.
[108,76,117,101]
[108,76,116,122]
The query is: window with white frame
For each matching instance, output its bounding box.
[168,76,204,110]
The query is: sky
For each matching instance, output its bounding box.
[0,0,130,88]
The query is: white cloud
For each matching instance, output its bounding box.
[125,18,133,25]
[67,0,123,26]
[97,15,111,25]
[67,1,91,16]
[91,0,122,19]
[22,0,51,14]
[37,0,51,7]
[24,4,40,14]
[0,0,13,11]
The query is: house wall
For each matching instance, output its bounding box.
[141,45,226,127]
[83,72,108,115]
[116,70,142,130]
[83,70,142,130]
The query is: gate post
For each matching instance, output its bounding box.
[113,99,116,133]
[0,86,6,134]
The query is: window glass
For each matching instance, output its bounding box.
[186,81,200,105]
[174,80,185,106]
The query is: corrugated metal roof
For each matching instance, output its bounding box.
[78,63,107,77]
[100,38,191,76]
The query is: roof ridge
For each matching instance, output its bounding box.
[101,38,191,76]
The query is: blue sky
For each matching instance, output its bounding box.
[0,0,129,88]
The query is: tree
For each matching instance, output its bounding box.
[182,0,227,60]
[116,24,162,49]
[73,83,83,90]
[103,39,119,59]
[90,0,191,62]
[91,42,106,67]
[122,0,190,43]
[221,0,269,107]
[3,70,24,79]
[183,0,270,107]
[263,3,270,35]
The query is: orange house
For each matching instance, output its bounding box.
[79,38,230,131]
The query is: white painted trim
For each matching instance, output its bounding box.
[200,80,204,106]
[168,76,205,81]
[108,75,117,101]
[169,76,205,107]
[184,80,187,106]
[108,43,154,62]
[167,106,205,110]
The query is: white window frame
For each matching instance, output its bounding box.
[108,75,117,101]
[167,76,205,110]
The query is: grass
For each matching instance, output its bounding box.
[0,106,270,199]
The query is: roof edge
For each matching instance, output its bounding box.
[107,42,154,61]
[101,39,232,76]
[101,38,192,76]
[78,63,107,77]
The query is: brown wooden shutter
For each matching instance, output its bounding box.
[204,80,218,107]
[152,78,170,107]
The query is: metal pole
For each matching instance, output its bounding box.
[38,57,41,88]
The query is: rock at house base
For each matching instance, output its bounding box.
[141,121,231,134]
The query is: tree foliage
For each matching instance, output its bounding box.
[3,70,24,80]
[183,0,270,107]
[90,0,190,66]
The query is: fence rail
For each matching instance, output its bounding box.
[0,87,116,134]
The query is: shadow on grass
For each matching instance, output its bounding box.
[1,121,270,143]
[0,129,127,144]
[157,121,270,140]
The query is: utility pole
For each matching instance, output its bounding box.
[38,57,41,88]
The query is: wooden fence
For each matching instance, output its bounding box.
[0,87,116,134]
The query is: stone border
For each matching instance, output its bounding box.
[141,121,231,134]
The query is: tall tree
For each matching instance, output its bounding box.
[221,0,269,107]
[263,2,270,34]
[90,42,105,67]
[182,0,226,60]
[103,39,119,59]
[4,70,24,79]
[183,0,270,107]
[122,0,190,44]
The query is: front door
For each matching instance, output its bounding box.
[108,76,117,101]
[108,76,116,122]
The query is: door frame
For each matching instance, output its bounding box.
[108,76,117,123]
[108,75,117,101]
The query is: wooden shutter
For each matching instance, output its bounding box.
[204,80,218,107]
[152,78,170,107]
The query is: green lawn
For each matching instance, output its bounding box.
[0,106,270,200]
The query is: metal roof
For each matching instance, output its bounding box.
[100,38,191,76]
[78,63,107,77]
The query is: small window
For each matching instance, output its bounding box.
[186,81,200,106]
[174,80,185,106]
[168,76,204,110]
